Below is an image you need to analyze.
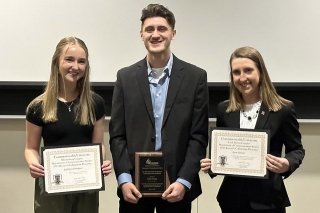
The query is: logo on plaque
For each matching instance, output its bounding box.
[146,158,159,165]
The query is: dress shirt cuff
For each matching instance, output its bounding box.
[176,178,191,190]
[117,173,132,187]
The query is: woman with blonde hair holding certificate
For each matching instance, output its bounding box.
[200,46,304,213]
[25,36,112,213]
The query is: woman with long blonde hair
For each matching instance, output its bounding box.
[25,36,112,213]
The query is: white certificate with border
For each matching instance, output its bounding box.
[210,128,269,178]
[42,144,105,194]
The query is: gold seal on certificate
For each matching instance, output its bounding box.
[135,152,169,197]
[41,144,105,194]
[210,128,270,178]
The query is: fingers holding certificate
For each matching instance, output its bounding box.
[210,128,270,178]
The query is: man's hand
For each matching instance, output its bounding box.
[162,182,186,203]
[121,182,142,204]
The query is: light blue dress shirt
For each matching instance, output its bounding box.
[148,64,171,151]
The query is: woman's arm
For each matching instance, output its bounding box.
[25,121,44,178]
[92,117,112,176]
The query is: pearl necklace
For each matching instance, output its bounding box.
[242,109,259,121]
[241,101,261,121]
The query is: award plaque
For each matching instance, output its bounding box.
[41,144,105,194]
[135,152,169,197]
[210,128,270,178]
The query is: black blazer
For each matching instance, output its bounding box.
[215,100,305,210]
[109,55,209,202]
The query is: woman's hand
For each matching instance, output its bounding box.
[200,158,212,173]
[266,154,289,174]
[29,162,44,178]
[101,160,112,176]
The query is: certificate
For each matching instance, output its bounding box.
[42,144,105,194]
[135,152,169,197]
[210,128,269,178]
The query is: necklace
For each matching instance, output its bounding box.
[63,101,74,112]
[241,101,261,121]
[242,109,259,121]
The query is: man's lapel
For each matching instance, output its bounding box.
[162,57,185,127]
[136,59,155,126]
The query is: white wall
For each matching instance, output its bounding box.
[1,0,320,82]
[0,119,318,213]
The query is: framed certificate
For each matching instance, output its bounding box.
[209,128,270,178]
[135,152,169,197]
[41,144,105,195]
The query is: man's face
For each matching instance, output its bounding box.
[140,17,176,55]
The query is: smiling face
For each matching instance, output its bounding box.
[231,57,261,104]
[140,17,176,57]
[58,44,87,84]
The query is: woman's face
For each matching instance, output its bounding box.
[58,44,87,84]
[231,57,261,104]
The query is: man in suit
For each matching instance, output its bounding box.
[109,4,209,213]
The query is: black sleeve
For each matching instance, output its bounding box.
[26,102,44,127]
[282,102,305,178]
[92,92,106,121]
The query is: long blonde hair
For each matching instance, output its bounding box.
[27,36,96,125]
[227,46,289,112]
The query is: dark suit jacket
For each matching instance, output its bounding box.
[215,100,305,210]
[109,55,209,202]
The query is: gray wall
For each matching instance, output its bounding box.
[1,0,320,82]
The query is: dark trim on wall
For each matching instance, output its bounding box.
[1,81,319,119]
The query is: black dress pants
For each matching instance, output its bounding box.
[221,203,286,213]
[119,197,191,213]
